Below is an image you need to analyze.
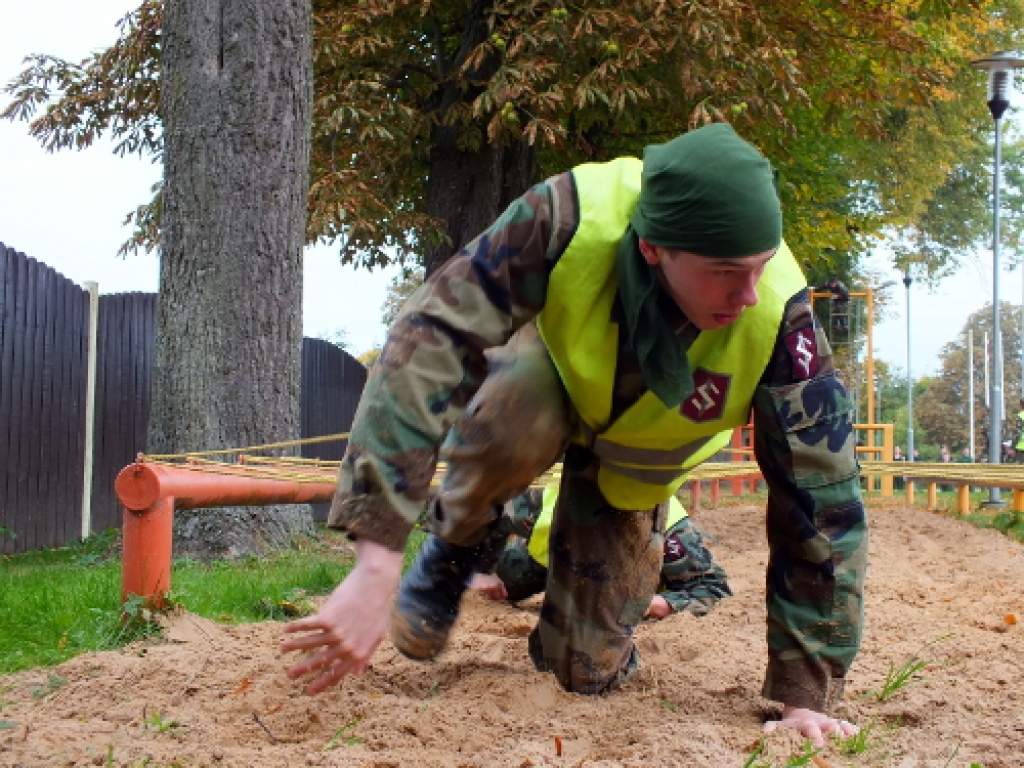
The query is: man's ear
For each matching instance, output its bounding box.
[637,238,661,266]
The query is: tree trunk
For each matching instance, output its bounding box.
[422,127,538,276]
[153,0,313,559]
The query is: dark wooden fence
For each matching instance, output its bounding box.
[0,244,90,554]
[0,243,366,554]
[90,292,158,534]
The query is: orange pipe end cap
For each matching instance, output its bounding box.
[115,463,162,511]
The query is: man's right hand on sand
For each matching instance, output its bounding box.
[280,540,402,695]
[469,572,509,601]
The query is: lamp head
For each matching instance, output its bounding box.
[971,51,1024,119]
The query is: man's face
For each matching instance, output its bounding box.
[638,240,776,331]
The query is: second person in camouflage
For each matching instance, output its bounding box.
[470,486,732,620]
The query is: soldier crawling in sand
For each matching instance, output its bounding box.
[282,123,866,747]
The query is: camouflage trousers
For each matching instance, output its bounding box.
[430,324,666,694]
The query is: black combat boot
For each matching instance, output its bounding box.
[390,517,506,661]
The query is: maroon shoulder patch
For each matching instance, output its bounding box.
[664,533,687,562]
[784,326,819,380]
[680,368,731,423]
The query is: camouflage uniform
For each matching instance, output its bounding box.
[331,172,866,711]
[495,488,732,616]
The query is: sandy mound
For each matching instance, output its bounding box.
[2,504,1022,767]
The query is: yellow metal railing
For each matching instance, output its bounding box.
[856,423,894,496]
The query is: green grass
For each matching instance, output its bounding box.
[0,531,135,674]
[958,509,1024,544]
[142,709,182,734]
[0,525,431,676]
[742,738,822,768]
[869,634,952,702]
[322,716,364,751]
[834,717,900,759]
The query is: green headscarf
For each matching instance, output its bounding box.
[617,123,781,406]
[630,122,781,255]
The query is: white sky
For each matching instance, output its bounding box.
[0,0,1017,370]
[0,0,401,356]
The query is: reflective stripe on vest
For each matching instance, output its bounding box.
[580,421,720,465]
[526,485,689,568]
[536,157,806,509]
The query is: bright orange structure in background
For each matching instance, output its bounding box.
[115,460,337,608]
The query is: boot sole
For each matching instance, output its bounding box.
[390,608,450,661]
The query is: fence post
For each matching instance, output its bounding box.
[958,485,971,515]
[855,424,869,493]
[1013,489,1024,513]
[80,281,100,540]
[731,429,743,496]
[927,483,938,510]
[881,424,894,497]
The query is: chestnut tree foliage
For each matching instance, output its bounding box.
[4,0,1024,276]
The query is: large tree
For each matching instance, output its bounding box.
[6,0,1024,279]
[156,0,314,558]
[915,301,1023,455]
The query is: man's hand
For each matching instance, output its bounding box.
[280,540,402,695]
[763,705,858,748]
[469,572,508,601]
[643,594,673,619]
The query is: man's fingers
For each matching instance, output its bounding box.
[279,633,328,654]
[835,719,859,738]
[802,724,825,748]
[279,627,346,654]
[764,718,846,749]
[285,645,339,679]
[304,658,357,696]
[281,615,326,635]
[820,718,859,738]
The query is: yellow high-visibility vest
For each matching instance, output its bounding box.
[536,158,806,509]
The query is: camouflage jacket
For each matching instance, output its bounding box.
[331,171,867,713]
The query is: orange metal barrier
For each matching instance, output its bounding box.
[115,460,337,608]
[117,421,898,606]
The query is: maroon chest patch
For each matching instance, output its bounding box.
[784,326,819,380]
[680,368,731,423]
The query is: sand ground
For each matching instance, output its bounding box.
[1,502,1022,767]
